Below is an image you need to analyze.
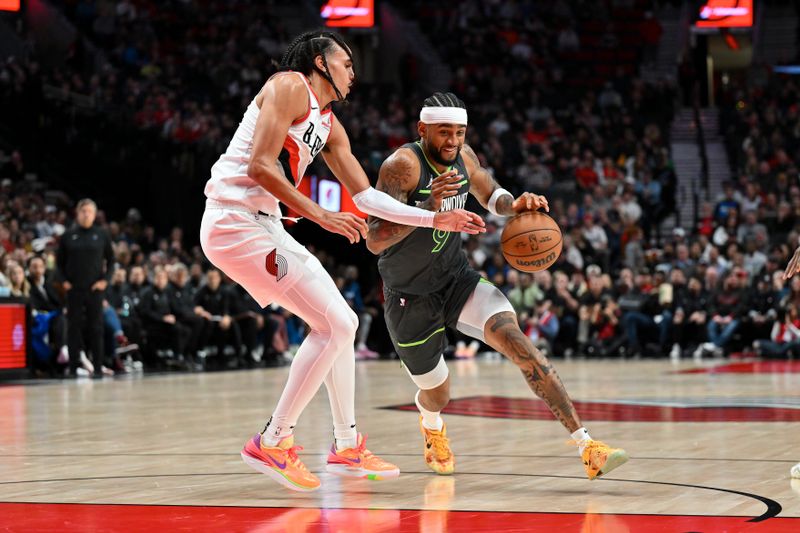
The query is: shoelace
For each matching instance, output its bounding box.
[567,439,609,460]
[354,434,375,459]
[427,431,452,460]
[285,445,307,470]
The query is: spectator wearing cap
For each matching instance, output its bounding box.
[56,199,114,378]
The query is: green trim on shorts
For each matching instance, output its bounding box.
[479,278,494,285]
[397,326,446,348]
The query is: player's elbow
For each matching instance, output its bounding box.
[246,160,277,187]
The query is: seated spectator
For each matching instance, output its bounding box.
[230,284,286,366]
[507,272,541,321]
[619,269,672,358]
[697,270,747,358]
[138,266,190,366]
[7,263,30,298]
[194,268,244,367]
[169,263,209,368]
[105,267,143,370]
[753,305,800,359]
[524,300,560,357]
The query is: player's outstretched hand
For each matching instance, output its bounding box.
[433,209,486,234]
[784,245,800,279]
[319,211,369,244]
[512,192,549,213]
[429,169,463,211]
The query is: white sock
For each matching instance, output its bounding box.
[260,415,294,447]
[571,427,592,455]
[334,423,358,450]
[416,390,444,431]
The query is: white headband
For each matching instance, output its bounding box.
[419,106,468,125]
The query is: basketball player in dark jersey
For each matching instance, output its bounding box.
[782,245,800,479]
[366,92,628,479]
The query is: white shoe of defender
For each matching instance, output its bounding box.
[791,462,800,479]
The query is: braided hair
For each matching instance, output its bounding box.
[279,30,353,103]
[422,92,466,109]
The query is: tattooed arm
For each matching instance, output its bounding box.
[366,149,463,254]
[462,143,550,214]
[365,150,421,255]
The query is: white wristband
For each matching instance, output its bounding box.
[352,187,435,228]
[488,188,513,216]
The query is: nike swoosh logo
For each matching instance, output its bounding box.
[311,106,319,110]
[266,454,287,469]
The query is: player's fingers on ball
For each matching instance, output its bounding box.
[540,196,550,211]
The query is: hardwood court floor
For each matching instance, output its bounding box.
[1,358,799,532]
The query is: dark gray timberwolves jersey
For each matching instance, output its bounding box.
[378,142,472,294]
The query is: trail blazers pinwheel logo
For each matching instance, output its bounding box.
[266,249,288,281]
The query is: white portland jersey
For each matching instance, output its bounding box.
[204,71,333,217]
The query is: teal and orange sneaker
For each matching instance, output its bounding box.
[241,434,320,492]
[326,434,400,480]
[578,439,629,480]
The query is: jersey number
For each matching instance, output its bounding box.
[303,123,324,158]
[432,229,450,253]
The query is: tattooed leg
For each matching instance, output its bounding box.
[483,311,582,432]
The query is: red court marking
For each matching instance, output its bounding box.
[386,396,800,422]
[676,361,800,374]
[0,503,796,532]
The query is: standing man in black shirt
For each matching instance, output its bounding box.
[57,199,115,378]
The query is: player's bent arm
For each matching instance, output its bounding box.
[461,144,515,215]
[365,150,430,255]
[247,76,328,222]
[322,118,436,228]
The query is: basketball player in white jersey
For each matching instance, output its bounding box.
[782,245,800,479]
[200,31,485,492]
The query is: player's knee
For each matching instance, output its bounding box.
[326,304,358,343]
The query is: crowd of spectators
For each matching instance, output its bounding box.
[5,0,800,382]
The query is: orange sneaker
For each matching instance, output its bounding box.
[420,416,455,475]
[241,434,320,492]
[326,434,400,480]
[577,439,629,480]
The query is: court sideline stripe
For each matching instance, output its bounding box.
[0,471,782,522]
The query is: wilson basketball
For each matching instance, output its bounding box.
[501,211,563,272]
